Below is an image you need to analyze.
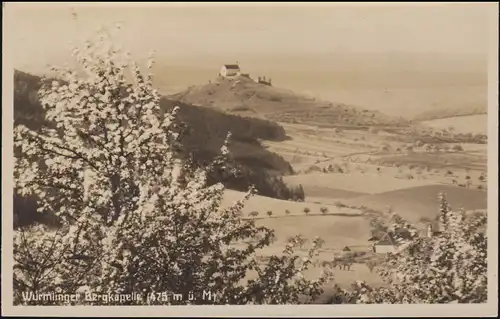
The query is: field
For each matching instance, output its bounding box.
[421,114,488,135]
[223,114,489,292]
[222,189,384,291]
[284,172,438,195]
[222,189,363,220]
[342,185,487,223]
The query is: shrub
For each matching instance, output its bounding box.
[304,165,322,174]
[334,201,346,209]
[380,145,390,152]
[303,207,311,215]
[249,211,259,218]
[266,211,273,218]
[320,207,328,214]
[365,261,376,273]
[12,26,332,305]
[452,144,464,152]
[297,236,308,250]
[285,209,291,215]
[423,144,433,152]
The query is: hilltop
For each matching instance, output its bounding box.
[168,75,410,129]
[13,69,306,228]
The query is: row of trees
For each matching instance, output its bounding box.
[12,26,488,305]
[248,206,329,219]
[386,126,487,146]
[412,140,465,153]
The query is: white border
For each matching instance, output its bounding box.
[2,2,498,317]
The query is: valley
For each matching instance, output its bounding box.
[205,74,490,290]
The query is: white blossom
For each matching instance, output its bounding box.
[13,24,330,306]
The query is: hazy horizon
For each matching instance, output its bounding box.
[7,3,493,117]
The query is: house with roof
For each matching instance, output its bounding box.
[368,227,414,254]
[369,232,400,253]
[219,64,241,78]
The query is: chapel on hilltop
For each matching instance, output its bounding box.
[218,63,272,86]
[219,63,241,78]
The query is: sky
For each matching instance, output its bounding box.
[7,3,492,70]
[5,3,495,116]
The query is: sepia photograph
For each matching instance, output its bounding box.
[2,2,498,317]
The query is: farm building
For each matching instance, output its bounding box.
[219,64,241,78]
[368,230,413,254]
[369,233,399,253]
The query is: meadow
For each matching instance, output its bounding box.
[421,114,488,135]
[222,113,488,291]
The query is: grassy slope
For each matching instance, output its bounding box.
[222,189,361,218]
[283,172,438,195]
[375,150,487,172]
[342,184,487,223]
[222,189,384,291]
[413,104,487,122]
[222,189,373,254]
[420,114,488,135]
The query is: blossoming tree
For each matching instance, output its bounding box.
[13,25,332,305]
[332,193,487,304]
